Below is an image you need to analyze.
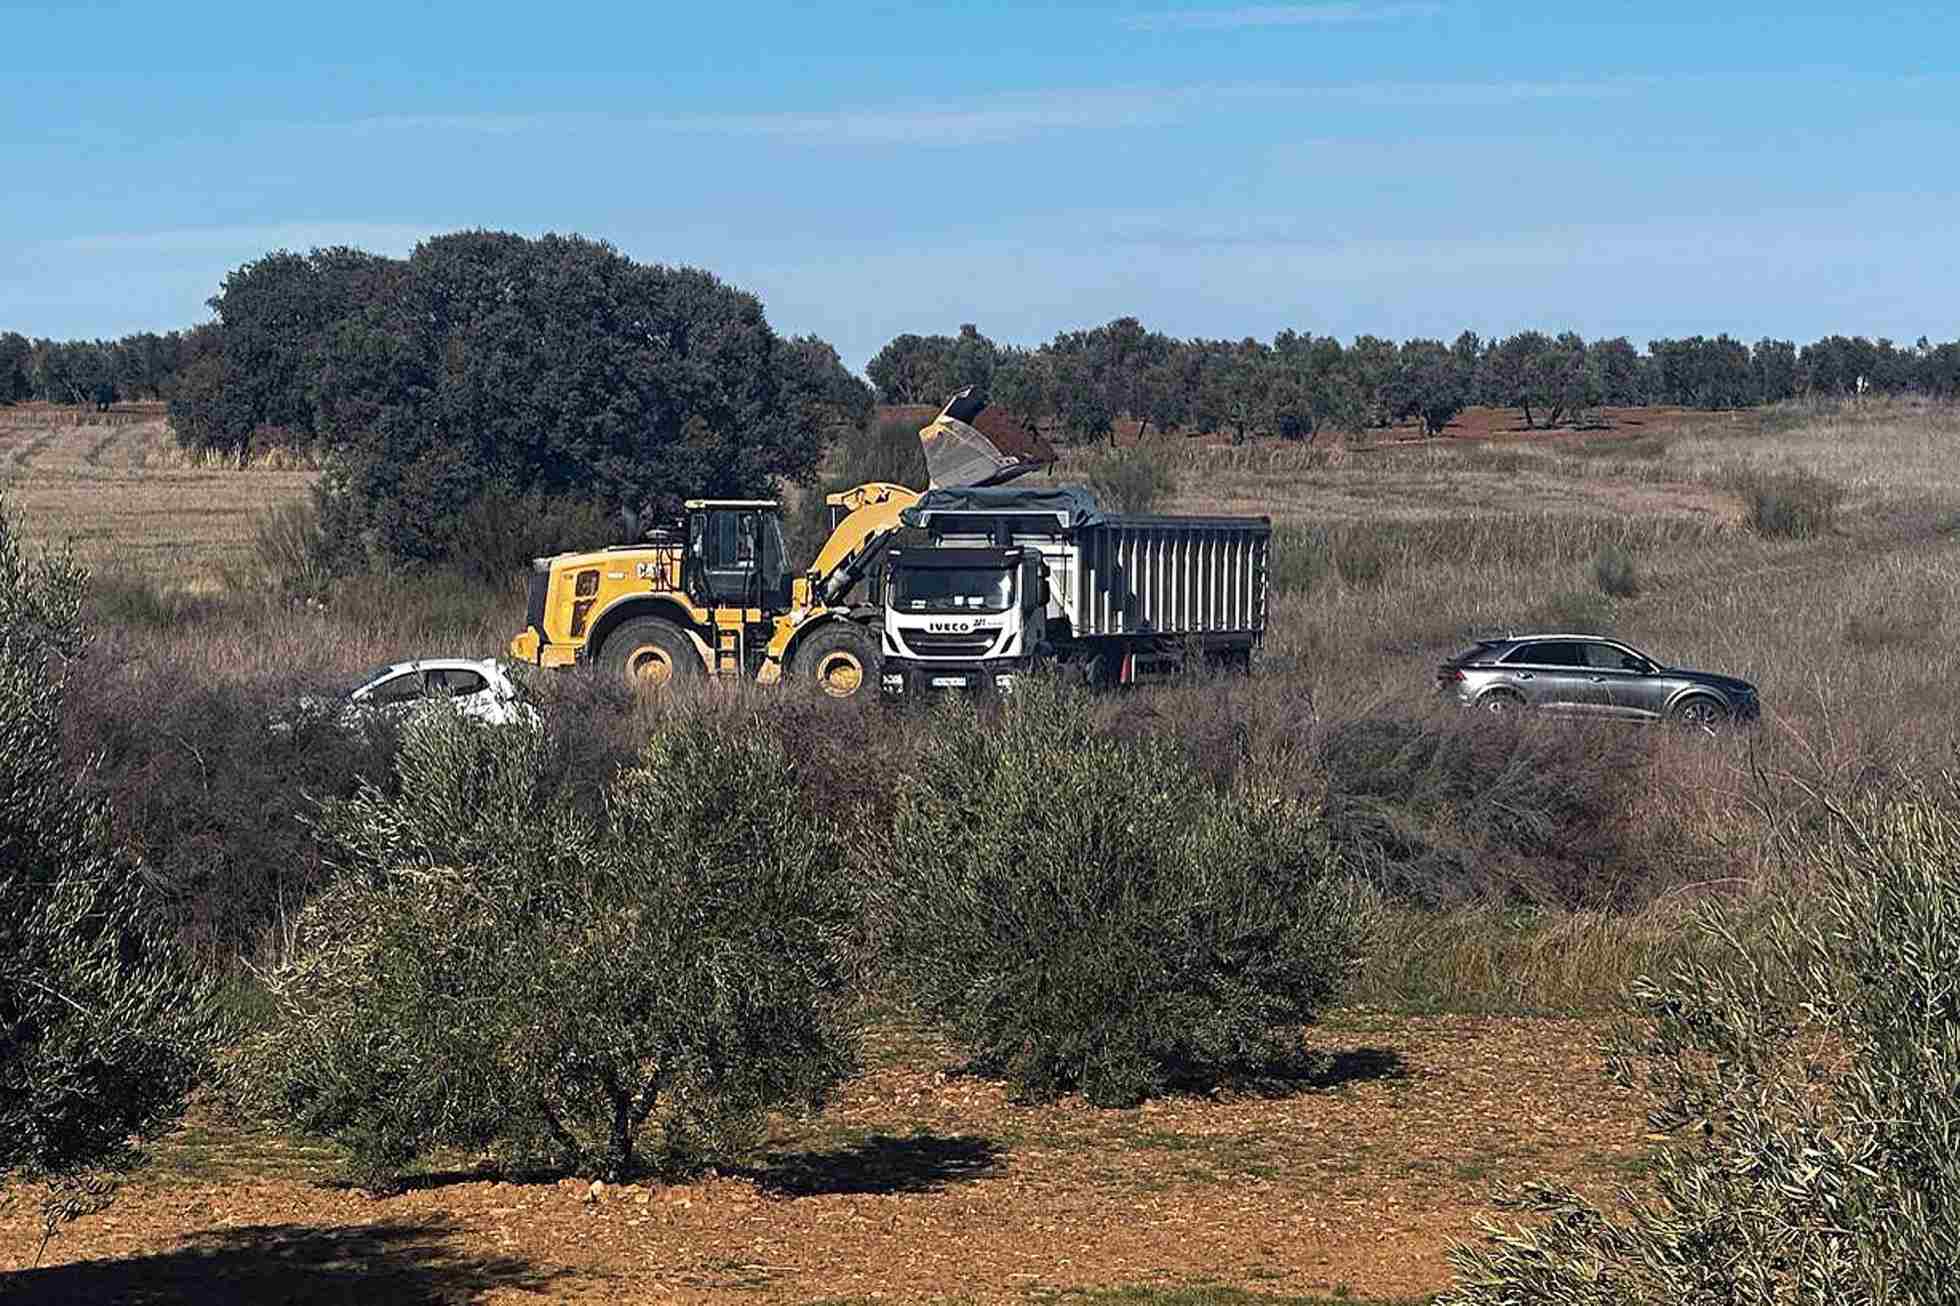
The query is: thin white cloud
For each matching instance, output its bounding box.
[338,77,1640,150]
[649,89,1180,145]
[352,90,1181,148]
[1125,3,1441,31]
[1309,76,1653,104]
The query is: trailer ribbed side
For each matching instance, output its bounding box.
[1069,518,1269,639]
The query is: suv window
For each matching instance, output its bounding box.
[1508,641,1588,667]
[427,668,489,696]
[1585,643,1648,672]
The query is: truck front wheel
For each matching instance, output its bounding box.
[796,624,879,699]
[600,617,703,690]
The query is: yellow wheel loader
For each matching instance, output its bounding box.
[508,390,1047,698]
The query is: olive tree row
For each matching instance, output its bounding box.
[868,320,1960,440]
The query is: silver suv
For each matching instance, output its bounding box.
[1437,634,1759,728]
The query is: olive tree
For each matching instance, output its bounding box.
[243,708,857,1188]
[882,678,1371,1107]
[0,494,213,1259]
[1444,781,1960,1304]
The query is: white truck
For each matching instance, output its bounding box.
[878,486,1270,696]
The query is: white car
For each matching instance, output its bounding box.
[273,657,543,735]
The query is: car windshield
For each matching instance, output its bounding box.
[1449,641,1500,664]
[893,565,1014,613]
[347,663,401,698]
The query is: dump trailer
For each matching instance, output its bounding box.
[879,486,1270,697]
[509,389,1052,698]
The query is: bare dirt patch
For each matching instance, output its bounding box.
[3,1015,1653,1304]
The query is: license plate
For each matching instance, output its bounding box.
[931,676,969,688]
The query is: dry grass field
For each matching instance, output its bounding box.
[5,395,1959,1302]
[0,402,313,581]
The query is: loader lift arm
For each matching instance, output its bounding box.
[755,481,921,683]
[809,482,921,605]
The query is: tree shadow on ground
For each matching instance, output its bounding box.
[740,1132,1005,1197]
[4,1218,574,1305]
[1159,1046,1410,1101]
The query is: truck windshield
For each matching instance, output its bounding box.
[893,566,1014,612]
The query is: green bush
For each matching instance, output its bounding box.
[1268,524,1329,596]
[1591,542,1639,598]
[1081,442,1178,515]
[0,496,214,1256]
[881,678,1370,1106]
[1729,465,1844,539]
[241,708,856,1188]
[1266,522,1399,593]
[1442,779,1960,1303]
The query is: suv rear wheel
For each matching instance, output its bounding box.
[1479,688,1524,714]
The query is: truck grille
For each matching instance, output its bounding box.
[901,631,997,659]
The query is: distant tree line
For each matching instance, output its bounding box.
[869,321,1960,442]
[0,329,203,410]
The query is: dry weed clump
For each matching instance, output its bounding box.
[1078,441,1179,514]
[1726,464,1845,538]
[1591,541,1639,597]
[1269,515,1720,599]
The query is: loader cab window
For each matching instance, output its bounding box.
[691,508,788,607]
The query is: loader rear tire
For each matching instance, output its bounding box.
[600,618,702,691]
[796,624,879,700]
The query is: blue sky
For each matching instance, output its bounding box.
[3,1,1956,370]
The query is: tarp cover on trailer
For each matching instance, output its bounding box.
[900,485,1107,529]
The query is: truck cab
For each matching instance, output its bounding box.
[879,546,1047,697]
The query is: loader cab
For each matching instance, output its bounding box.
[685,499,789,609]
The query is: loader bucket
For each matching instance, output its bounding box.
[918,386,1055,489]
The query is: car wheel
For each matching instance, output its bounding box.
[1479,689,1524,714]
[600,618,703,690]
[1672,696,1729,733]
[795,623,880,699]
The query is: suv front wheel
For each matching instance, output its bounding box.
[1671,696,1729,731]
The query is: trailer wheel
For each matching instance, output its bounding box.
[796,624,879,699]
[600,617,702,690]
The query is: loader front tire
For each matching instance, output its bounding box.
[796,624,879,700]
[600,618,702,691]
